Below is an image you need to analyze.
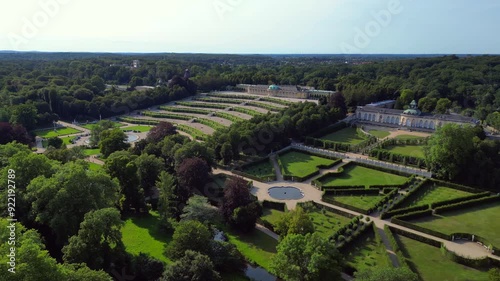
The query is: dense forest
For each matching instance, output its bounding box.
[1,53,500,132]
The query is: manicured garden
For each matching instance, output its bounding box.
[87,162,103,171]
[121,211,173,264]
[34,127,81,138]
[409,202,500,247]
[396,234,489,281]
[401,184,473,208]
[123,125,153,132]
[369,129,390,138]
[241,160,275,180]
[324,194,385,212]
[80,121,124,130]
[319,127,366,144]
[344,229,391,272]
[384,144,426,158]
[307,208,352,239]
[278,150,337,179]
[260,208,285,226]
[394,134,426,140]
[83,148,101,156]
[318,164,407,187]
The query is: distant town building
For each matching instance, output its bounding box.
[355,100,478,131]
[184,69,191,80]
[132,60,140,68]
[235,84,335,99]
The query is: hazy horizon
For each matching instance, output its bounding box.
[1,0,499,54]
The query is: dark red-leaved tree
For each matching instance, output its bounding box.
[176,157,210,204]
[328,92,347,117]
[0,122,32,145]
[220,177,252,220]
[147,121,177,143]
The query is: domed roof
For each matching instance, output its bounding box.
[268,85,280,91]
[403,109,421,115]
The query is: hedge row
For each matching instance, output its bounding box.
[430,192,491,209]
[232,106,261,117]
[323,197,372,215]
[142,111,192,120]
[232,170,275,182]
[429,178,484,194]
[206,93,257,100]
[331,217,367,245]
[434,195,500,214]
[381,204,429,220]
[308,201,356,219]
[392,209,433,221]
[262,200,287,212]
[337,222,373,251]
[321,185,366,191]
[352,161,414,178]
[369,148,427,169]
[390,218,450,240]
[388,179,429,211]
[260,97,294,106]
[377,137,428,149]
[383,225,411,269]
[214,112,245,122]
[374,188,400,211]
[175,124,208,141]
[175,101,227,109]
[194,118,227,131]
[277,149,340,182]
[159,106,211,115]
[193,97,242,105]
[323,188,380,196]
[116,116,159,125]
[247,101,283,111]
[387,225,442,248]
[305,136,377,153]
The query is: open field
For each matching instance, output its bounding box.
[278,150,336,178]
[318,164,407,187]
[319,128,366,144]
[225,228,277,271]
[121,211,172,264]
[260,208,285,225]
[123,125,153,132]
[409,201,500,247]
[396,234,489,281]
[368,129,390,138]
[324,194,384,211]
[83,148,101,156]
[384,144,426,158]
[344,229,391,272]
[401,184,473,208]
[242,160,275,179]
[34,127,82,138]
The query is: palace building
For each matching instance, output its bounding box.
[235,84,336,99]
[355,100,479,131]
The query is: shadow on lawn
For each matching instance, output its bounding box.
[128,212,172,244]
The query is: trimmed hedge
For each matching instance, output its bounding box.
[246,101,283,111]
[175,101,227,109]
[309,201,356,219]
[232,170,275,182]
[353,161,414,177]
[387,225,442,248]
[142,111,192,120]
[323,198,371,215]
[206,93,258,100]
[390,218,450,240]
[176,124,208,141]
[231,106,261,117]
[381,204,429,220]
[392,209,433,221]
[159,106,211,115]
[321,185,366,191]
[277,148,341,182]
[194,118,226,131]
[389,179,429,211]
[430,192,491,209]
[370,148,427,169]
[383,225,411,269]
[236,157,276,182]
[214,111,245,122]
[262,200,286,212]
[434,195,500,214]
[429,178,484,194]
[116,116,159,125]
[323,188,380,196]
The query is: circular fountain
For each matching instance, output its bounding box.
[268,186,304,200]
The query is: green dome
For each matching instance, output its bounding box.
[268,85,280,91]
[403,109,421,115]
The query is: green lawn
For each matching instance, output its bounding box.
[319,164,408,187]
[344,229,391,272]
[278,151,336,179]
[261,208,285,225]
[121,211,172,264]
[369,129,391,138]
[87,162,103,171]
[225,228,277,271]
[242,160,275,179]
[320,128,366,144]
[410,202,500,248]
[384,144,426,158]
[307,209,352,239]
[402,184,473,208]
[394,134,426,140]
[396,234,489,281]
[123,125,153,132]
[61,136,75,145]
[80,121,124,130]
[324,194,385,211]
[83,148,101,156]
[34,127,81,138]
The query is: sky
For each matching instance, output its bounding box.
[0,0,499,54]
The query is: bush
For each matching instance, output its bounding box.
[391,218,450,240]
[262,200,286,212]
